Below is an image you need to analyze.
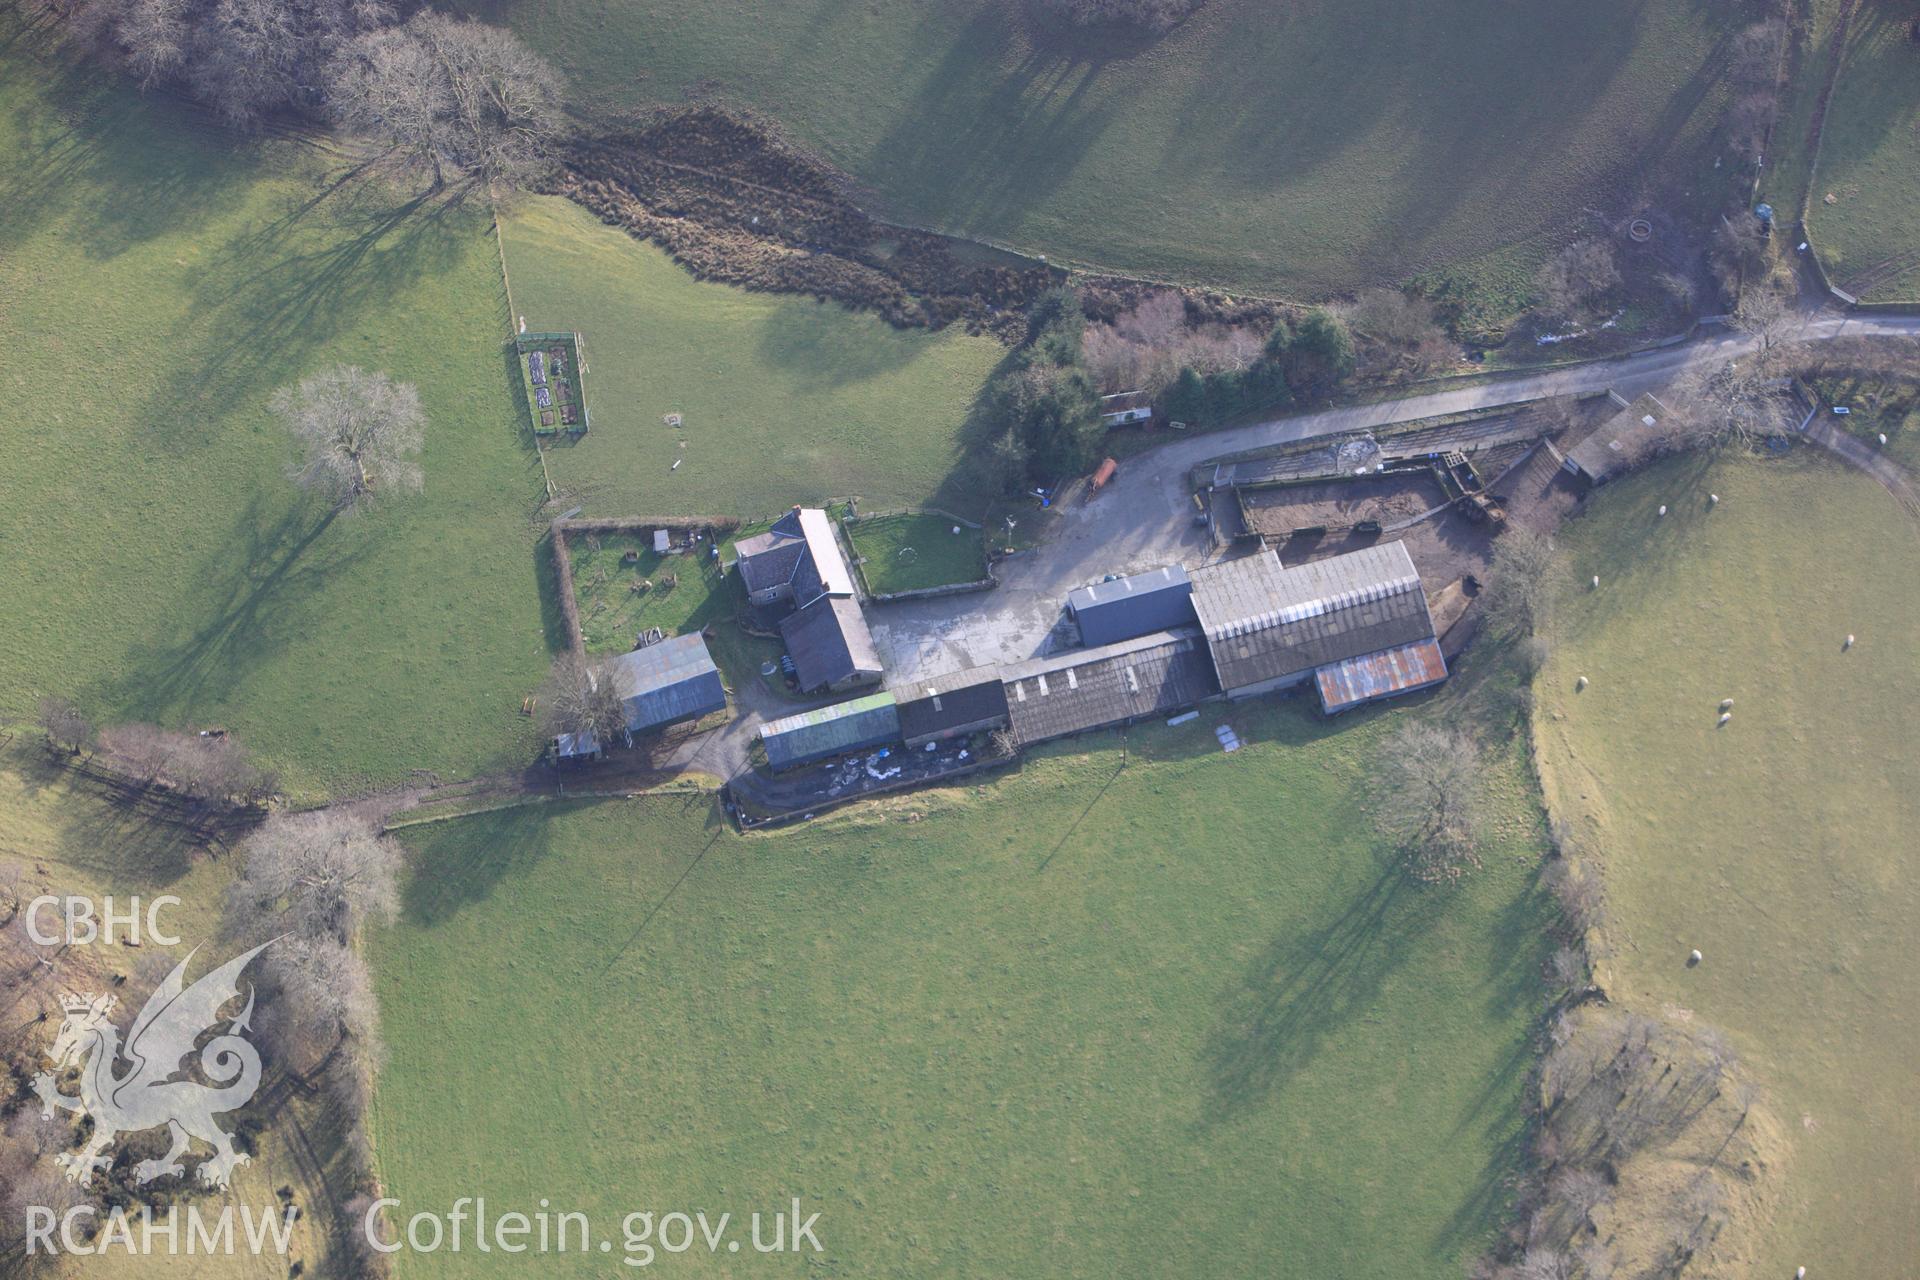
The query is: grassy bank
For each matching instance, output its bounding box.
[845,512,988,594]
[459,0,1741,303]
[1533,450,1920,1274]
[0,38,553,797]
[371,689,1553,1278]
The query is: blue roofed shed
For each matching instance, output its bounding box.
[759,691,901,771]
[608,633,728,734]
[1067,565,1195,647]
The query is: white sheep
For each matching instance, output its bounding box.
[1844,634,1855,650]
[1658,504,1668,517]
[1879,434,1889,447]
[1709,493,1720,505]
[1576,676,1589,691]
[1718,712,1732,726]
[1798,1267,1807,1279]
[1689,949,1703,965]
[1591,574,1600,589]
[1720,698,1734,711]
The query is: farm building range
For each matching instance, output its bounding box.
[735,508,880,694]
[1188,541,1444,705]
[1563,392,1672,486]
[1068,565,1194,646]
[516,331,590,435]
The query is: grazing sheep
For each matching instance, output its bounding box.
[1844,634,1855,650]
[1720,698,1734,711]
[1689,949,1703,966]
[1879,433,1888,447]
[1591,574,1600,589]
[1709,493,1720,505]
[1576,676,1589,691]
[1798,1267,1807,1279]
[1659,504,1668,517]
[1719,712,1732,726]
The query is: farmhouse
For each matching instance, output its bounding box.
[1067,565,1196,647]
[760,691,901,771]
[735,507,857,606]
[734,507,882,695]
[1002,630,1220,746]
[607,633,728,734]
[783,595,884,693]
[896,672,1010,747]
[1188,542,1441,702]
[1564,392,1672,486]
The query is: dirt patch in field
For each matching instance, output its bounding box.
[556,109,1062,338]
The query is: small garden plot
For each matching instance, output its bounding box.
[566,529,779,691]
[515,331,590,435]
[845,512,987,596]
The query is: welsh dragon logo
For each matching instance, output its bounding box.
[32,942,272,1189]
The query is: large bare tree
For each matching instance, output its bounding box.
[329,12,562,190]
[272,364,424,514]
[224,808,401,945]
[1372,723,1484,881]
[538,651,629,748]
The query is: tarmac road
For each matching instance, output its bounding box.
[870,311,1920,686]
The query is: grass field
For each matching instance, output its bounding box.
[371,686,1553,1278]
[845,512,988,594]
[499,197,1008,518]
[1805,1,1920,300]
[1533,451,1920,1275]
[0,35,554,797]
[462,0,1743,300]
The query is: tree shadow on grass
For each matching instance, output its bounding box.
[864,9,1125,241]
[1202,855,1446,1121]
[95,499,364,723]
[398,799,556,927]
[138,179,471,454]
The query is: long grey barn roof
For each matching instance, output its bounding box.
[1003,629,1219,746]
[608,634,728,731]
[1067,564,1196,647]
[1188,543,1435,692]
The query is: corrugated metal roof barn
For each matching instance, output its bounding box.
[760,691,901,771]
[608,634,729,733]
[1003,630,1219,746]
[895,673,1010,746]
[1188,542,1437,698]
[1067,564,1196,647]
[1315,637,1449,714]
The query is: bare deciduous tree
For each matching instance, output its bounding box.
[1534,239,1620,327]
[1730,282,1796,355]
[1548,1165,1611,1227]
[1542,858,1607,936]
[95,721,180,787]
[329,12,562,190]
[1547,945,1586,994]
[273,364,425,513]
[1345,287,1454,374]
[36,696,92,756]
[1480,527,1557,638]
[538,652,628,748]
[1372,723,1484,881]
[224,808,401,945]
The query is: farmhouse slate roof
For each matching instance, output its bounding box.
[1002,629,1219,746]
[607,633,728,732]
[1188,543,1436,693]
[759,691,901,770]
[895,673,1010,743]
[1067,564,1196,647]
[780,595,881,693]
[734,507,856,605]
